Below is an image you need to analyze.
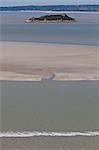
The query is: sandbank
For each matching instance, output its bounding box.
[0,41,99,81]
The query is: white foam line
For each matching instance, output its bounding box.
[0,131,99,138]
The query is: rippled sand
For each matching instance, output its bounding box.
[0,41,99,81]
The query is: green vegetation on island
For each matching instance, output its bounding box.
[25,14,76,23]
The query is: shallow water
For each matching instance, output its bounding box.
[0,80,99,133]
[0,12,99,45]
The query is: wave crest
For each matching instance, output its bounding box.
[0,131,99,138]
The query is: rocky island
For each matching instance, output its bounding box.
[25,13,76,23]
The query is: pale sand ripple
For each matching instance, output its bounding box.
[0,71,42,81]
[0,41,99,81]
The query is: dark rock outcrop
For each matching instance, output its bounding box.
[25,13,76,23]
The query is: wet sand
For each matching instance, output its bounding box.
[0,41,99,81]
[0,136,99,150]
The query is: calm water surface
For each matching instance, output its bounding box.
[0,12,99,45]
[0,80,99,132]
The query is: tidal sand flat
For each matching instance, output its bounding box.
[1,137,99,150]
[0,41,99,81]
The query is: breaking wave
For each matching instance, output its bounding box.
[0,131,99,138]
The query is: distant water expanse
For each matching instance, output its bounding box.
[0,12,99,45]
[0,5,99,12]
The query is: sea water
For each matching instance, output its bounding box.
[0,12,99,45]
[0,80,99,137]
